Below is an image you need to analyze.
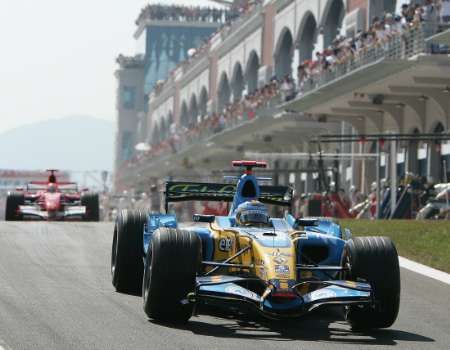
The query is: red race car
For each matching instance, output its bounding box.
[5,170,99,221]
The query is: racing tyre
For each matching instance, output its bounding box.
[342,236,400,330]
[143,228,201,323]
[111,210,147,295]
[5,192,24,221]
[81,193,100,221]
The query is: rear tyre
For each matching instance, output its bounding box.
[5,192,24,221]
[81,193,100,221]
[111,210,147,295]
[143,228,201,323]
[342,236,400,330]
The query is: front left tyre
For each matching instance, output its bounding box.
[81,192,100,221]
[5,192,24,221]
[111,210,147,295]
[143,228,201,324]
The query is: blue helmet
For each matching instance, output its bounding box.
[235,200,270,226]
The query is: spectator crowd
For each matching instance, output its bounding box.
[136,4,239,24]
[292,0,449,100]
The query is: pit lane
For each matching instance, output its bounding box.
[0,222,448,350]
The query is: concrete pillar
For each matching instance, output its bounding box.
[428,142,442,183]
[209,52,219,110]
[305,173,314,194]
[261,3,275,68]
[351,139,363,191]
[292,50,299,83]
[390,138,397,217]
[173,82,181,125]
[258,2,275,85]
[364,143,377,194]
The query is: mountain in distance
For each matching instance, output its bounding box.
[0,116,114,172]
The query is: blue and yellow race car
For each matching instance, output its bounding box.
[111,161,400,329]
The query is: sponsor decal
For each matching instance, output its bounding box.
[273,256,287,264]
[275,265,290,277]
[343,281,358,289]
[165,182,292,204]
[309,288,337,300]
[271,249,293,258]
[219,238,233,252]
[271,249,292,264]
[225,285,260,301]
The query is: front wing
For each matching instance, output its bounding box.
[191,275,372,318]
[18,205,86,220]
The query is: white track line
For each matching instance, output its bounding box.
[0,339,11,350]
[399,256,450,285]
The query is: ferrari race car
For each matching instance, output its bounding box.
[111,161,400,329]
[5,170,99,221]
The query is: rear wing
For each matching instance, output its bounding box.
[27,182,79,192]
[165,181,293,212]
[29,181,77,186]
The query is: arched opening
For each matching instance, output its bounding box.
[231,62,245,103]
[189,94,199,127]
[321,0,345,49]
[199,87,208,120]
[151,122,160,146]
[167,111,174,138]
[370,1,397,23]
[180,101,189,128]
[168,111,174,125]
[231,62,245,102]
[217,72,231,112]
[245,51,260,94]
[274,28,294,80]
[160,117,168,141]
[428,122,445,182]
[297,12,318,63]
[384,0,396,14]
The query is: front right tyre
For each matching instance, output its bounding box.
[5,192,24,221]
[111,210,147,295]
[342,236,401,330]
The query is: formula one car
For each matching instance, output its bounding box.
[5,170,99,221]
[111,161,400,329]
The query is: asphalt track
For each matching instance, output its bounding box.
[0,222,449,350]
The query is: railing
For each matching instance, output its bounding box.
[218,1,263,42]
[296,25,426,98]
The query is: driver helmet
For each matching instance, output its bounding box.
[47,183,57,193]
[235,200,270,226]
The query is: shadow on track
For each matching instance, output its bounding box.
[150,308,434,346]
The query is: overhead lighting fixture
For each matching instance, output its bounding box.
[396,103,405,109]
[443,86,450,93]
[418,95,428,101]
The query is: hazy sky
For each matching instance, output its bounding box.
[0,0,215,133]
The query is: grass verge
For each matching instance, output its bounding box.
[341,220,450,273]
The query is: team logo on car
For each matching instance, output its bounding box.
[273,256,287,264]
[219,238,233,252]
[275,265,290,277]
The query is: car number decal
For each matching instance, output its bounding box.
[219,238,232,252]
